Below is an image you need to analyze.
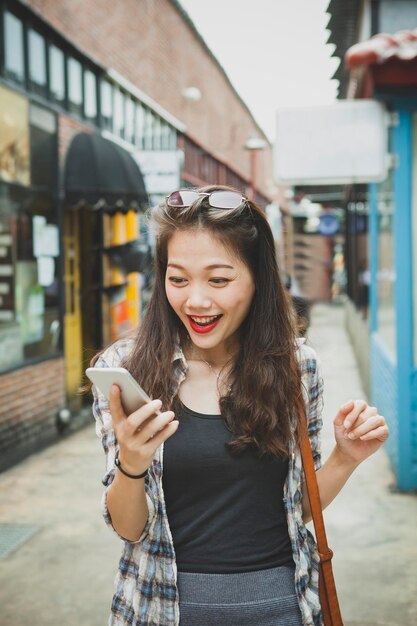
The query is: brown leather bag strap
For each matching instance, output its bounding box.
[298,395,344,625]
[300,432,332,561]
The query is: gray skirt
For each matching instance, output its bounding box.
[177,564,303,626]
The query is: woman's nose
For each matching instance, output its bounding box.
[186,286,212,309]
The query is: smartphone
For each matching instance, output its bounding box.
[85,367,161,417]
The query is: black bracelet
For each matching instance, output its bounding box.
[115,450,148,479]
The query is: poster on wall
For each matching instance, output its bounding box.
[15,261,45,344]
[0,85,30,186]
[33,216,59,258]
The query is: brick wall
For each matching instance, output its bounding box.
[58,114,92,172]
[21,0,273,195]
[0,358,66,472]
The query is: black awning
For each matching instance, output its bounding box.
[64,132,148,208]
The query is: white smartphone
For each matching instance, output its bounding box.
[86,367,161,417]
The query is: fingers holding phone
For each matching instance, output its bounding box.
[109,384,178,443]
[86,366,179,476]
[141,408,179,449]
[107,382,179,475]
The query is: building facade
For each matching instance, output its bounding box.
[0,0,272,471]
[345,30,417,491]
[328,0,417,489]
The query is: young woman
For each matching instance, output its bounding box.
[91,186,389,626]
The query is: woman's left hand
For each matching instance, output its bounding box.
[333,400,390,465]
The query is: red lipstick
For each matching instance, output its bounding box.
[187,315,222,334]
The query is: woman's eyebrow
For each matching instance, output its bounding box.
[167,263,234,270]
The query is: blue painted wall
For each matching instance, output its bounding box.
[370,107,417,490]
[371,335,398,466]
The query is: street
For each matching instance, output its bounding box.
[0,303,416,626]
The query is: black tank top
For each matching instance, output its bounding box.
[162,403,294,573]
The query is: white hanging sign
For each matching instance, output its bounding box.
[274,100,389,185]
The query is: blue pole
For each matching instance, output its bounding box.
[392,109,414,490]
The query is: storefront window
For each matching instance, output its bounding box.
[100,80,113,131]
[49,45,65,105]
[4,11,25,85]
[0,186,60,372]
[412,113,417,366]
[84,69,97,122]
[377,167,396,357]
[28,29,47,96]
[0,102,59,372]
[67,57,83,116]
[113,87,125,138]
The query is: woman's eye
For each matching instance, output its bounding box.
[168,277,186,284]
[210,278,230,285]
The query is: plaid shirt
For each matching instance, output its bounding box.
[92,337,324,626]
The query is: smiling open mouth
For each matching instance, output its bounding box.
[188,314,223,327]
[187,314,223,333]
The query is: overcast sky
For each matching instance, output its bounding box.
[179,0,339,141]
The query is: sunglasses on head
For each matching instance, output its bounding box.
[166,189,248,209]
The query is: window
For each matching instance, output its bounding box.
[0,98,59,372]
[29,104,57,189]
[113,87,125,138]
[28,29,47,96]
[168,126,177,150]
[4,12,25,85]
[84,70,97,122]
[160,120,170,150]
[159,121,178,151]
[100,80,113,131]
[144,109,154,149]
[0,192,60,372]
[125,97,135,144]
[67,57,83,116]
[135,103,145,148]
[153,116,162,150]
[49,45,65,104]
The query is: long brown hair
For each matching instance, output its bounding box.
[93,185,305,458]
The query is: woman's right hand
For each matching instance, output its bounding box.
[109,384,179,475]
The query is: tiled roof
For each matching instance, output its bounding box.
[346,30,417,69]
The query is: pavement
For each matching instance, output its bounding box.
[0,303,416,626]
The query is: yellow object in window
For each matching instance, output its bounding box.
[126,272,140,326]
[126,209,138,242]
[112,212,126,245]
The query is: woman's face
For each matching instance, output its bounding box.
[165,229,255,357]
